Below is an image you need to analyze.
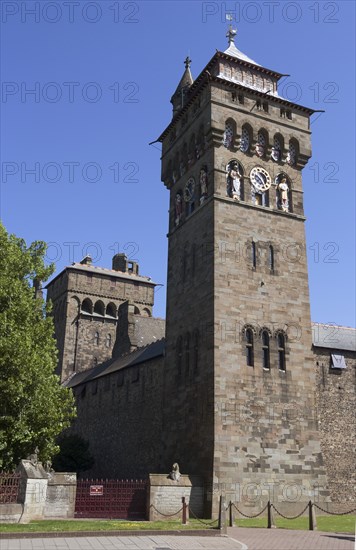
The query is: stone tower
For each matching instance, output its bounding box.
[158,29,328,515]
[46,253,157,382]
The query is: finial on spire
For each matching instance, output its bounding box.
[184,56,192,69]
[226,14,237,46]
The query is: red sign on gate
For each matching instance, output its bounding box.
[89,485,103,496]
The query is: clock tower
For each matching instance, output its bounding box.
[158,28,328,516]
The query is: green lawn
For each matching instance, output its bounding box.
[0,519,217,533]
[0,515,354,534]
[235,514,355,533]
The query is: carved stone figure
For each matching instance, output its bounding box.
[227,161,242,201]
[169,462,181,482]
[277,177,289,212]
[27,446,39,466]
[199,167,208,204]
[175,193,183,226]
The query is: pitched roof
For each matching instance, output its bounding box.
[64,339,165,388]
[312,323,356,352]
[223,42,261,66]
[46,262,157,288]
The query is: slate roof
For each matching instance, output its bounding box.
[224,42,261,66]
[64,339,165,389]
[312,323,356,352]
[46,262,157,288]
[133,316,165,347]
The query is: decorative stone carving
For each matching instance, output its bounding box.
[199,166,208,204]
[175,192,183,226]
[226,160,243,201]
[276,175,290,212]
[168,462,181,482]
[26,447,39,467]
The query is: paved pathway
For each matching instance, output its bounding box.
[227,527,355,550]
[0,529,354,550]
[0,534,241,550]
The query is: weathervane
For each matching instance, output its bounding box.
[226,14,237,46]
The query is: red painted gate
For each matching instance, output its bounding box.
[75,479,148,519]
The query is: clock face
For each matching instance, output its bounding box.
[250,167,271,192]
[183,177,195,202]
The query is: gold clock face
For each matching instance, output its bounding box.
[183,177,195,202]
[250,167,271,192]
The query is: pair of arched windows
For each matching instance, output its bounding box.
[94,332,112,348]
[251,243,275,272]
[176,330,199,376]
[244,328,286,371]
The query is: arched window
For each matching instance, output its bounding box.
[81,298,92,314]
[222,121,234,149]
[106,334,112,348]
[176,336,183,375]
[94,332,100,346]
[269,245,275,272]
[252,242,257,269]
[256,131,267,158]
[94,300,105,316]
[240,126,250,153]
[286,140,298,167]
[271,135,283,162]
[277,333,286,371]
[262,330,270,370]
[106,303,116,318]
[245,328,254,367]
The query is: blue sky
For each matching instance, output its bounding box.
[1,0,355,326]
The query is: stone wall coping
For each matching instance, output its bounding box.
[16,460,48,479]
[149,474,203,487]
[47,473,77,485]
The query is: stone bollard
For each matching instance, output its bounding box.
[308,501,317,531]
[267,501,276,529]
[218,495,227,534]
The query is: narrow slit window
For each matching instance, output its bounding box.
[252,242,257,269]
[278,333,286,371]
[245,329,254,367]
[262,331,270,370]
[269,245,274,272]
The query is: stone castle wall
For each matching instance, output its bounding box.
[71,355,164,479]
[314,348,356,503]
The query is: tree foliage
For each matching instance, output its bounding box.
[52,434,95,474]
[0,222,76,470]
